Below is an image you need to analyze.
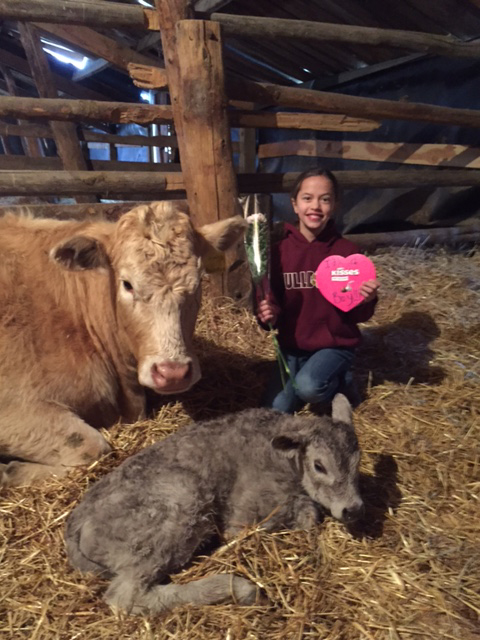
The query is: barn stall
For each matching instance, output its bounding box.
[0,1,479,638]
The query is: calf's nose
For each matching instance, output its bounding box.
[341,503,365,523]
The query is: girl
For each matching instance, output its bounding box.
[257,167,379,414]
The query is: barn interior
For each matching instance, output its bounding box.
[0,1,479,639]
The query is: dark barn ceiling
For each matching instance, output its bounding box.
[2,0,480,101]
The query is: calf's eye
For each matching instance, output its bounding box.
[314,461,326,474]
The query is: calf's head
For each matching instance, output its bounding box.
[51,202,246,394]
[273,394,364,524]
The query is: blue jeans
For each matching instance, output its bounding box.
[262,347,355,414]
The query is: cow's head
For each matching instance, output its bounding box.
[51,202,246,394]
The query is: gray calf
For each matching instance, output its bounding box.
[65,394,363,614]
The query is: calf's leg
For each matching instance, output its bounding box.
[0,402,111,487]
[104,571,259,614]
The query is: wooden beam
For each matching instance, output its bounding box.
[18,23,95,203]
[229,99,256,111]
[35,23,164,74]
[227,78,480,130]
[3,169,480,197]
[0,95,380,132]
[0,121,52,138]
[0,156,62,170]
[237,170,480,193]
[257,139,480,169]
[0,171,172,195]
[0,96,174,125]
[0,0,157,30]
[212,14,480,59]
[0,155,181,172]
[346,225,480,250]
[231,111,381,131]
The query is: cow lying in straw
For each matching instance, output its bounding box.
[0,202,246,487]
[65,394,363,614]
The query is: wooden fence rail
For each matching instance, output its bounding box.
[258,139,480,170]
[228,78,480,129]
[3,90,480,132]
[0,96,174,125]
[2,169,480,196]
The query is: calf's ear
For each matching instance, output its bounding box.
[332,393,353,425]
[51,236,110,271]
[271,435,303,458]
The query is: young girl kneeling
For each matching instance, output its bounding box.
[257,167,379,414]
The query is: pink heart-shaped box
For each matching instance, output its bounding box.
[315,254,376,312]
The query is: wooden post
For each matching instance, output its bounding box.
[173,20,239,226]
[157,1,243,297]
[18,22,95,203]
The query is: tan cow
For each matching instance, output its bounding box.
[0,202,246,487]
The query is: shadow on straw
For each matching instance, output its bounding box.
[347,453,402,540]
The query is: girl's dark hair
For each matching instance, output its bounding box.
[290,167,339,201]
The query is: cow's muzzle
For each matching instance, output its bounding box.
[150,361,193,393]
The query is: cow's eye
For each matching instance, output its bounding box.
[122,280,134,293]
[314,461,326,474]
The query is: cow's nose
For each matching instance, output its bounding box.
[151,361,192,387]
[341,503,365,523]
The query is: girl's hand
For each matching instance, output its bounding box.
[257,297,278,325]
[359,279,379,304]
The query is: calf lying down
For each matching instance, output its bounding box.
[65,394,363,614]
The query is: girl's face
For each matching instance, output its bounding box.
[292,175,337,241]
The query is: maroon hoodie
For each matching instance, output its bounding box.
[263,221,377,352]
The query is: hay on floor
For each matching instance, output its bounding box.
[0,245,479,640]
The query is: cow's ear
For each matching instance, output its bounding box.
[197,216,247,253]
[271,435,303,459]
[51,236,110,271]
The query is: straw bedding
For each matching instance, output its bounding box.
[1,244,479,639]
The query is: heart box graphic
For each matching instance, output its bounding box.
[315,254,376,312]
